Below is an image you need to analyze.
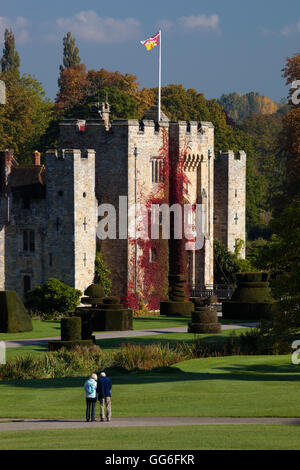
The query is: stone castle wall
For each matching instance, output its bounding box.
[214,150,246,258]
[45,149,97,294]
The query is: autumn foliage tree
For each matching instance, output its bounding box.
[281,53,300,202]
[0,71,54,163]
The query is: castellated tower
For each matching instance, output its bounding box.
[45,149,97,293]
[214,150,246,259]
[59,109,215,305]
[169,120,214,288]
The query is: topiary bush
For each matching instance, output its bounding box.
[0,291,33,333]
[24,278,82,319]
[61,317,82,341]
[160,274,194,316]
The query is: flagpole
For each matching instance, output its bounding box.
[158,29,161,122]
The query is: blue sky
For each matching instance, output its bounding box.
[1,0,299,101]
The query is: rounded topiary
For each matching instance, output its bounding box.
[61,317,82,341]
[102,296,120,305]
[84,283,105,299]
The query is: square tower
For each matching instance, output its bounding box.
[214,150,246,258]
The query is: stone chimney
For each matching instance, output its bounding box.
[101,102,111,130]
[32,150,41,166]
[0,149,13,195]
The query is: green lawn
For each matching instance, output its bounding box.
[4,327,251,361]
[0,320,61,341]
[0,424,299,450]
[0,316,257,342]
[0,316,188,342]
[0,355,299,419]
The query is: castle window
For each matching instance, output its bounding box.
[23,275,31,294]
[23,230,35,252]
[83,192,86,198]
[150,247,157,262]
[235,189,237,198]
[152,158,163,183]
[234,213,239,225]
[58,190,63,197]
[49,253,53,267]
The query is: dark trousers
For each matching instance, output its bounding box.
[86,398,97,421]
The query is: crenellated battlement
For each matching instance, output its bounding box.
[46,148,95,162]
[218,150,246,165]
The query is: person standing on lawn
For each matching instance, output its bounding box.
[83,373,98,422]
[97,372,112,422]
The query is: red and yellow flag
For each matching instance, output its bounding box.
[140,32,160,51]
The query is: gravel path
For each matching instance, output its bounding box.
[4,323,257,348]
[0,416,299,431]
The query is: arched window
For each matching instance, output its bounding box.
[151,158,164,183]
[23,230,35,252]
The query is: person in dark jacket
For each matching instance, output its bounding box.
[97,372,112,422]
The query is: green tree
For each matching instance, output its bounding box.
[25,278,82,318]
[214,239,253,285]
[60,32,81,71]
[217,92,278,124]
[94,251,112,295]
[0,28,20,74]
[0,71,54,163]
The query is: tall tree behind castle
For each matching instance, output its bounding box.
[56,32,87,109]
[60,32,81,71]
[0,28,53,163]
[0,28,20,74]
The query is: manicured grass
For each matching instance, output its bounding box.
[0,320,61,341]
[0,425,299,450]
[4,327,251,361]
[0,316,189,342]
[132,314,190,330]
[0,355,299,419]
[0,316,257,342]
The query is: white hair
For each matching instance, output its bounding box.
[100,372,106,377]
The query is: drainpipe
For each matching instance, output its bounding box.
[134,146,138,292]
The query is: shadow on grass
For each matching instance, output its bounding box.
[1,360,300,390]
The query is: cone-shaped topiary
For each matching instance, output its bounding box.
[0,291,33,333]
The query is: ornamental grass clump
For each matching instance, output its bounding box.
[114,343,190,370]
[0,346,114,380]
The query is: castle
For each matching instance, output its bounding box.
[0,95,246,308]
